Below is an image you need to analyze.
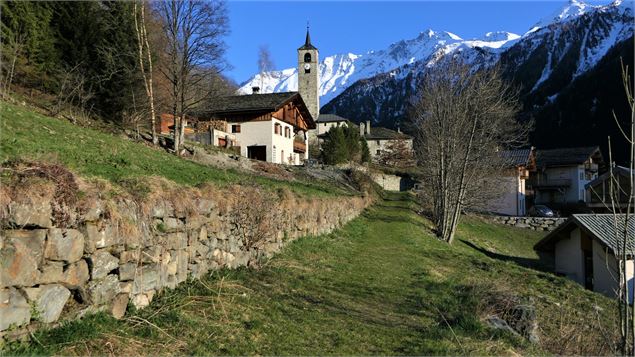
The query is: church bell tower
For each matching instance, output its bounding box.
[297,26,319,122]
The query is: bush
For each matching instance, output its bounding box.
[322,122,369,165]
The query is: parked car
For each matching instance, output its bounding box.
[528,205,556,217]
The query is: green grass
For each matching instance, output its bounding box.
[3,193,618,356]
[0,102,352,197]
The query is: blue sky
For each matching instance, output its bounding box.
[224,1,615,84]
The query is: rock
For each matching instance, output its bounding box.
[514,223,530,229]
[166,232,187,250]
[0,288,30,331]
[119,263,137,281]
[131,294,150,309]
[120,250,141,264]
[163,217,183,232]
[45,228,84,263]
[151,202,174,219]
[508,304,540,344]
[81,200,104,222]
[7,200,52,228]
[196,198,215,215]
[142,246,162,264]
[132,265,160,294]
[111,293,129,320]
[119,282,132,294]
[88,274,120,305]
[38,262,65,285]
[23,284,71,324]
[485,315,520,336]
[62,260,90,289]
[0,230,46,287]
[84,223,117,253]
[90,251,119,280]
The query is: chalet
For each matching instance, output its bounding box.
[487,148,536,216]
[201,92,315,165]
[529,146,604,213]
[535,214,635,300]
[586,165,634,212]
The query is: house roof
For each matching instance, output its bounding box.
[204,92,316,129]
[534,214,635,255]
[298,28,317,50]
[364,126,412,140]
[500,148,532,168]
[317,114,349,123]
[585,165,634,189]
[535,146,602,168]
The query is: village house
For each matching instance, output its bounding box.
[315,114,349,136]
[359,121,413,161]
[487,148,536,216]
[529,146,604,213]
[585,165,634,212]
[199,92,315,165]
[534,214,635,301]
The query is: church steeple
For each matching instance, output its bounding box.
[298,25,317,50]
[297,25,319,124]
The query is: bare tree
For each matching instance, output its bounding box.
[375,139,416,168]
[156,0,229,155]
[257,45,275,91]
[601,59,635,355]
[133,0,158,145]
[411,61,528,244]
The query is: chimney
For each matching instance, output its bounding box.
[252,86,260,94]
[365,120,371,135]
[359,122,365,136]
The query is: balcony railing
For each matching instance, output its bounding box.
[293,141,306,153]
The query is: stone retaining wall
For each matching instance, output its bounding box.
[489,216,567,231]
[0,177,371,341]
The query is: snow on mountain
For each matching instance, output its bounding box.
[239,0,632,112]
[515,0,633,90]
[237,29,520,104]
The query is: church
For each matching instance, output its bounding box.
[194,29,320,165]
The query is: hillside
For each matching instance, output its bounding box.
[0,102,356,198]
[4,193,618,355]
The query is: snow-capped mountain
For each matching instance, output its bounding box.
[239,0,633,125]
[238,29,521,104]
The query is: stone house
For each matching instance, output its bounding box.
[199,92,315,165]
[534,214,635,301]
[529,146,604,213]
[315,114,349,136]
[360,120,413,161]
[487,148,536,216]
[585,165,633,212]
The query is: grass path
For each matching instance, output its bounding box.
[5,193,616,355]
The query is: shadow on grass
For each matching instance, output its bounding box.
[459,239,552,272]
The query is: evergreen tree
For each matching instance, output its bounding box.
[360,138,370,163]
[322,126,349,164]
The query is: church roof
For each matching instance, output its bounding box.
[298,28,317,51]
[317,114,349,123]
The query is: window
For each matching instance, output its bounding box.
[304,53,311,63]
[376,150,381,155]
[274,123,281,135]
[376,140,380,145]
[579,172,584,180]
[231,124,241,133]
[281,150,285,164]
[285,127,290,138]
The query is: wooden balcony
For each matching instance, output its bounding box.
[293,141,306,153]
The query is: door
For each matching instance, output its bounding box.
[584,250,594,290]
[247,145,267,161]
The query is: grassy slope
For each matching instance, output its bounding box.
[4,193,617,356]
[0,102,350,197]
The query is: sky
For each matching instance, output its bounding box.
[224,0,616,84]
